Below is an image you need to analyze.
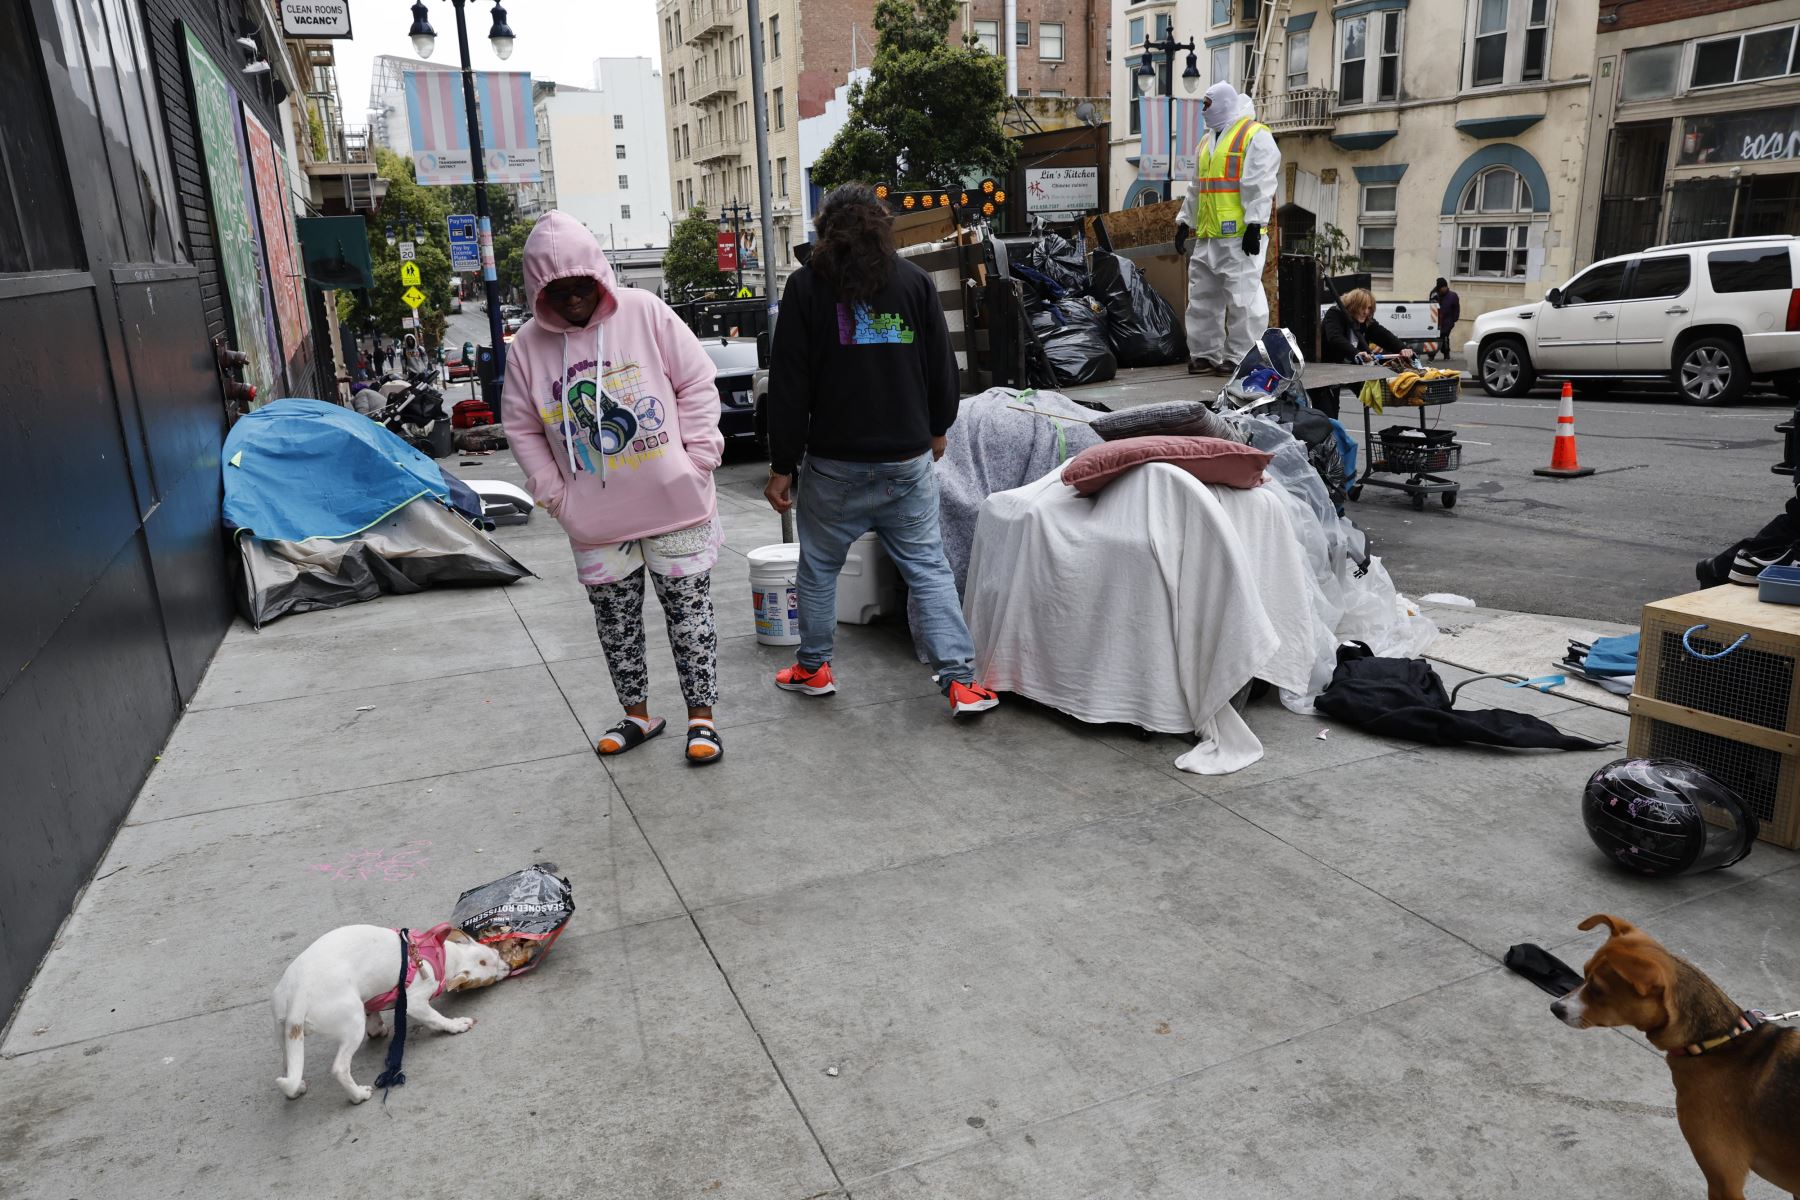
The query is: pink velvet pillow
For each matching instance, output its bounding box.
[1060,435,1271,496]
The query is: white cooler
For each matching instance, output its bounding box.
[837,531,901,624]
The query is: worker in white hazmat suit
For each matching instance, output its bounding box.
[1176,82,1280,373]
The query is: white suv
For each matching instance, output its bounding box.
[1466,236,1800,405]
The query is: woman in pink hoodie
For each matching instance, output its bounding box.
[502,212,727,765]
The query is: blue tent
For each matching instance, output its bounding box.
[223,397,461,541]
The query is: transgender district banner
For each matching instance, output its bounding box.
[405,69,540,185]
[1137,96,1206,183]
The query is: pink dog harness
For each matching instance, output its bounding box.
[364,923,455,1014]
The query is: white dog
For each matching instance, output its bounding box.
[271,923,509,1103]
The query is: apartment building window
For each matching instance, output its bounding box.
[975,19,999,55]
[621,204,632,220]
[778,157,789,197]
[619,174,630,189]
[774,87,785,129]
[1155,14,1172,41]
[1105,26,1111,63]
[673,128,681,159]
[1018,88,1031,96]
[1212,45,1231,88]
[1287,30,1309,90]
[1455,167,1534,278]
[678,67,686,100]
[674,11,682,42]
[682,125,691,155]
[1041,89,1064,97]
[1041,22,1064,61]
[614,114,625,130]
[1211,0,1230,27]
[616,144,628,159]
[1128,17,1144,48]
[1339,10,1400,106]
[1358,184,1397,274]
[1692,23,1799,88]
[1017,20,1031,46]
[1468,0,1550,89]
[663,16,672,49]
[769,14,781,58]
[670,76,678,106]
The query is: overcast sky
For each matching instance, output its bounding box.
[330,0,661,118]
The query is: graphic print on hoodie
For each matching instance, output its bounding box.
[542,352,674,477]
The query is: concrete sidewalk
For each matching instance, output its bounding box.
[2,452,1795,1199]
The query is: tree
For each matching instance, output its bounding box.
[341,149,453,347]
[811,0,1015,191]
[492,218,534,302]
[443,181,520,233]
[662,206,730,300]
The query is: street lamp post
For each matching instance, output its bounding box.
[1136,38,1202,202]
[408,0,515,383]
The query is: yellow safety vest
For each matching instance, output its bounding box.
[1191,115,1270,239]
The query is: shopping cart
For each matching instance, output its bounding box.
[1348,357,1461,511]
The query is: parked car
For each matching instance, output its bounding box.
[449,294,463,314]
[1466,235,1800,405]
[702,336,763,447]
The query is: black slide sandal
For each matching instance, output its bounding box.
[597,716,665,757]
[685,721,724,766]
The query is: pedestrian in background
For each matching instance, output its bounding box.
[501,210,728,765]
[1429,277,1460,362]
[763,182,999,720]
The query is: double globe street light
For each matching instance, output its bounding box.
[1136,38,1202,201]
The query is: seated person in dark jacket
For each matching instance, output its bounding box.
[1310,288,1414,417]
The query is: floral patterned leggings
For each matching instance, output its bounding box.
[585,568,719,710]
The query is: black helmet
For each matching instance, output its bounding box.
[1581,758,1758,877]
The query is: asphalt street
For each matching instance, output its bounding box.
[1351,381,1794,623]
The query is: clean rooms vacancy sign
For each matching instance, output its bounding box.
[280,1,352,38]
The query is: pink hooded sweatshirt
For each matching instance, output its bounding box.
[502,211,723,547]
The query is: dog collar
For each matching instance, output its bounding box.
[1667,1010,1767,1058]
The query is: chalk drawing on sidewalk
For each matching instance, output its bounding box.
[309,840,433,882]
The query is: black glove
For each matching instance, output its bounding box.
[1241,223,1262,256]
[1174,223,1191,256]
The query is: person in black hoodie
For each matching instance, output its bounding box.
[763,183,999,719]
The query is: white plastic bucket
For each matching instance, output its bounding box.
[747,543,802,646]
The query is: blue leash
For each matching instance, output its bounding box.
[1682,623,1749,661]
[372,928,409,1101]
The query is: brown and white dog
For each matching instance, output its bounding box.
[1551,914,1800,1199]
[271,923,509,1103]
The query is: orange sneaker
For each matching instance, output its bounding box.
[946,680,999,719]
[775,661,837,696]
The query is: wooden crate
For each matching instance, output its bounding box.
[1629,585,1800,848]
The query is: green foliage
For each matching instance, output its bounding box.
[340,149,453,345]
[1293,223,1362,274]
[443,181,519,232]
[308,106,328,160]
[811,0,1015,192]
[663,206,730,299]
[492,218,534,302]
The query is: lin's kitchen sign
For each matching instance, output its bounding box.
[1025,166,1100,215]
[1679,104,1800,166]
[280,0,352,38]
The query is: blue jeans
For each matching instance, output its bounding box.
[796,453,975,688]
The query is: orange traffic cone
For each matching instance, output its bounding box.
[1533,382,1595,479]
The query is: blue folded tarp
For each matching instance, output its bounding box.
[1583,632,1640,677]
[223,398,452,542]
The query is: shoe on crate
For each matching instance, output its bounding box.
[775,661,837,696]
[1729,547,1800,585]
[946,680,1000,719]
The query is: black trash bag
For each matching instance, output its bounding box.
[1028,229,1089,293]
[1029,295,1117,388]
[1090,247,1186,367]
[452,862,575,976]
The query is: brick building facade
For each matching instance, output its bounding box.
[954,0,1106,98]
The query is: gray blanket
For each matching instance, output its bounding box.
[935,388,1103,593]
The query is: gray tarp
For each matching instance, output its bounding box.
[237,498,531,628]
